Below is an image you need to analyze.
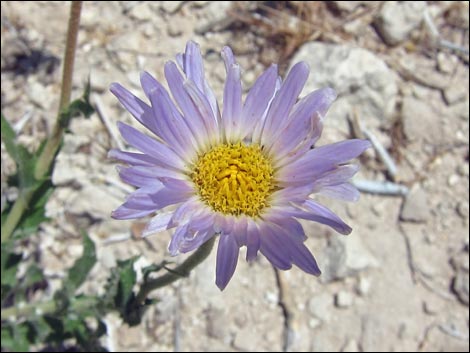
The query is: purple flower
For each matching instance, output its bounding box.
[110,41,371,290]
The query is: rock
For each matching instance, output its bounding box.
[195,2,232,34]
[206,307,229,340]
[159,1,184,14]
[456,201,469,220]
[344,17,368,35]
[233,326,262,351]
[91,71,111,92]
[356,276,372,296]
[310,334,342,352]
[80,7,101,28]
[67,183,121,219]
[320,234,379,283]
[141,23,156,38]
[447,174,460,187]
[452,99,469,121]
[108,32,148,69]
[374,1,427,45]
[444,85,468,105]
[116,323,146,348]
[264,291,278,304]
[422,299,444,315]
[341,338,360,352]
[27,80,54,110]
[128,2,154,21]
[436,52,459,74]
[400,186,430,222]
[331,1,365,12]
[452,271,469,306]
[126,70,142,88]
[451,252,470,273]
[154,295,177,324]
[457,163,469,177]
[308,292,333,322]
[291,43,398,133]
[401,96,441,143]
[52,153,89,185]
[335,291,354,308]
[167,20,183,37]
[418,322,469,351]
[308,318,322,329]
[360,316,386,351]
[192,1,210,7]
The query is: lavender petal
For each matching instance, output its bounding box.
[117,122,185,171]
[246,220,261,261]
[110,83,158,136]
[216,233,240,290]
[260,62,309,146]
[259,224,292,270]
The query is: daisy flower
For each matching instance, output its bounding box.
[110,41,371,290]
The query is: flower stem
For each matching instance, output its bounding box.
[1,238,216,320]
[34,1,82,180]
[1,193,27,243]
[135,236,216,304]
[0,2,82,243]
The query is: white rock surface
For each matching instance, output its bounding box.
[291,42,398,133]
[375,1,427,45]
[400,186,430,222]
[335,290,354,308]
[320,232,379,282]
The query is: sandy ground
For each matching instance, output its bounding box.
[1,1,469,352]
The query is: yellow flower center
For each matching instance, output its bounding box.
[192,142,274,217]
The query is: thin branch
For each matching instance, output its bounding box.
[134,236,216,304]
[1,2,83,243]
[34,1,83,180]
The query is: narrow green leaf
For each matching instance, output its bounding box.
[64,231,96,294]
[58,78,94,128]
[22,264,45,288]
[29,316,54,344]
[1,113,36,190]
[11,182,53,240]
[1,325,15,350]
[115,257,138,310]
[1,246,22,302]
[42,315,67,343]
[63,316,107,352]
[1,113,16,158]
[0,322,32,352]
[100,268,120,311]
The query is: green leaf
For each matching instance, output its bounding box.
[21,264,45,290]
[11,184,53,241]
[58,78,94,128]
[101,268,120,311]
[63,231,97,294]
[1,113,16,158]
[100,256,139,323]
[28,316,54,344]
[1,322,32,352]
[115,257,138,310]
[42,315,67,342]
[1,113,37,190]
[1,114,55,241]
[1,247,22,287]
[1,246,22,303]
[41,314,107,351]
